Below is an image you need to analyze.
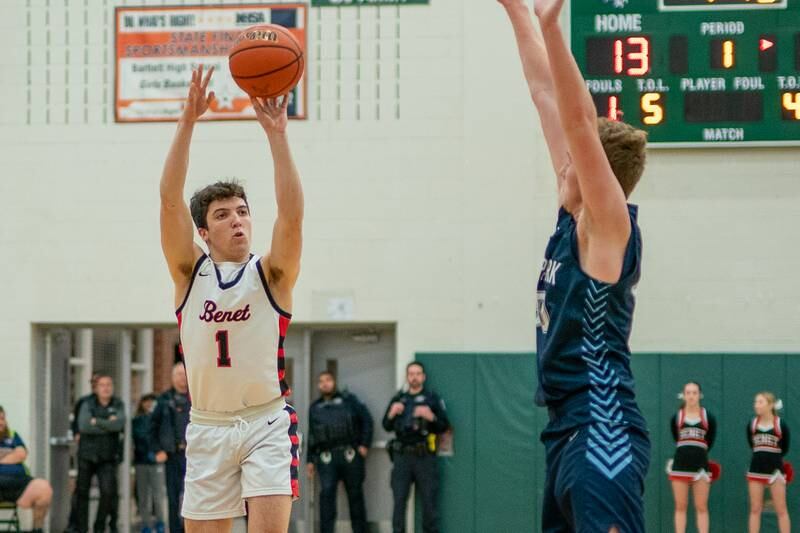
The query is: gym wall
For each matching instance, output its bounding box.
[0,1,797,463]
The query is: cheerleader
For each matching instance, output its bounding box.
[668,382,716,533]
[747,391,791,533]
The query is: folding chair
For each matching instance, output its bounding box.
[0,502,20,532]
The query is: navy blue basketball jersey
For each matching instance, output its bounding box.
[536,206,647,439]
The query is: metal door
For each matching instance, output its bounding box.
[308,326,396,533]
[44,329,75,532]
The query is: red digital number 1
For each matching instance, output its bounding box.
[608,95,621,121]
[215,330,232,367]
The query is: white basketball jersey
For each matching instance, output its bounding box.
[177,254,291,413]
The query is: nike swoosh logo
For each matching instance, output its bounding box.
[199,272,210,277]
[267,417,279,426]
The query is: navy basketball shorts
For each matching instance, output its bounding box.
[542,425,650,533]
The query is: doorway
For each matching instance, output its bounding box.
[36,326,169,533]
[289,324,396,533]
[35,324,396,533]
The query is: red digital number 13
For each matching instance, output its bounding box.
[614,37,650,76]
[215,330,232,367]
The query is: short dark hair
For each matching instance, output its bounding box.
[407,361,425,373]
[190,180,249,230]
[136,393,158,416]
[318,370,335,380]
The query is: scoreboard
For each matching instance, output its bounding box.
[571,0,800,147]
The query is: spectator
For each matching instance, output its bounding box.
[71,373,101,440]
[0,406,52,533]
[65,372,100,533]
[133,394,165,533]
[76,374,125,533]
[383,362,450,533]
[150,362,190,533]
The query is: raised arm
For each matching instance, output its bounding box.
[499,0,569,178]
[534,0,631,239]
[160,65,214,305]
[253,95,304,312]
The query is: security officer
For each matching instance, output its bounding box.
[383,362,449,533]
[306,371,374,533]
[150,362,190,533]
[76,374,126,533]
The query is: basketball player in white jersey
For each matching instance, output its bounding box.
[159,65,303,533]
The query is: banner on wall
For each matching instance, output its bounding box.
[115,4,307,122]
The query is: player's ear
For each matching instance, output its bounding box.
[197,227,209,243]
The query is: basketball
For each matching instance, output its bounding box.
[228,24,304,99]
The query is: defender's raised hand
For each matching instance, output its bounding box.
[534,0,566,26]
[497,0,526,9]
[182,64,215,123]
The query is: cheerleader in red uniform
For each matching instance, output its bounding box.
[747,391,791,533]
[668,382,716,533]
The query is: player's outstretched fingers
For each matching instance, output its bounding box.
[201,65,215,91]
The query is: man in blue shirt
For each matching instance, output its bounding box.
[150,363,190,533]
[0,406,53,533]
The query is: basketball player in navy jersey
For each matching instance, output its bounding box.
[500,0,650,531]
[159,65,303,533]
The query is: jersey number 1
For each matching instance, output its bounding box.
[215,330,232,367]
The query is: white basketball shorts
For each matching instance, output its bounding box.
[181,400,300,520]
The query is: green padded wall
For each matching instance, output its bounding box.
[414,353,798,533]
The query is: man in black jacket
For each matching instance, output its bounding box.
[150,362,190,533]
[306,371,373,533]
[65,372,100,533]
[76,374,125,533]
[383,362,450,533]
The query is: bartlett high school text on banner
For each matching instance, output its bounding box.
[115,4,307,122]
